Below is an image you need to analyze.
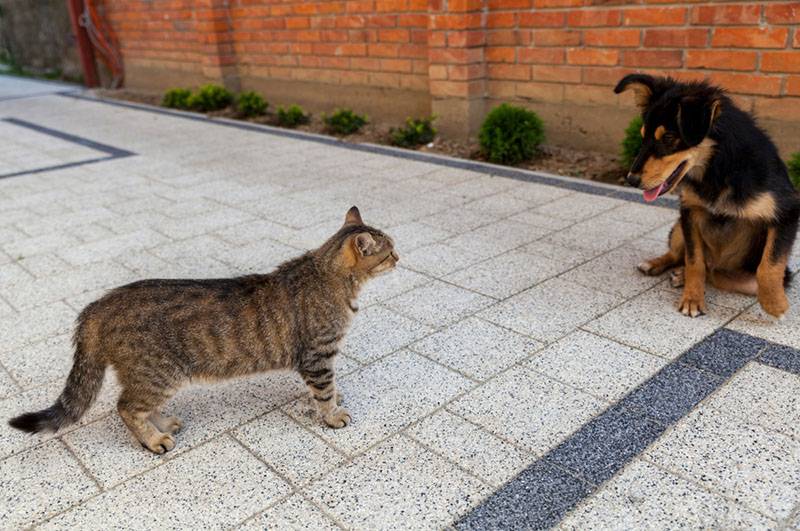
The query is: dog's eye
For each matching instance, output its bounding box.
[661,132,677,143]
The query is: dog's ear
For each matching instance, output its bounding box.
[614,74,657,109]
[678,96,721,146]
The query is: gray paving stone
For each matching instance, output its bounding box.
[419,207,500,234]
[532,193,624,221]
[584,288,738,359]
[1,301,75,354]
[545,217,650,253]
[507,209,574,231]
[401,242,484,277]
[445,250,566,299]
[42,435,291,530]
[358,266,430,307]
[521,239,599,268]
[410,316,542,381]
[385,280,494,328]
[704,363,800,441]
[384,220,454,252]
[306,435,489,529]
[2,231,83,258]
[216,239,299,274]
[57,229,168,266]
[407,410,532,487]
[526,330,665,402]
[14,252,72,278]
[479,278,623,343]
[0,439,98,529]
[239,494,340,530]
[594,202,678,230]
[728,283,800,349]
[462,192,535,217]
[447,219,551,259]
[0,365,20,399]
[645,408,800,520]
[343,305,433,363]
[0,333,72,389]
[284,351,472,455]
[456,461,592,531]
[449,367,605,455]
[561,246,666,298]
[560,459,774,530]
[234,410,345,486]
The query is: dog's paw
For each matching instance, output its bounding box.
[669,268,685,288]
[323,407,351,429]
[637,260,659,276]
[678,293,706,318]
[758,290,789,321]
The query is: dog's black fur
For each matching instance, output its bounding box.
[615,74,799,318]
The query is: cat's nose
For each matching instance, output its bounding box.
[391,251,399,262]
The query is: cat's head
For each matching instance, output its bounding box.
[329,206,399,278]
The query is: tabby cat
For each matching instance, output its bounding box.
[9,206,398,454]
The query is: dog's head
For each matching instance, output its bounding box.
[614,74,722,202]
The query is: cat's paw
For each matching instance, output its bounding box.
[323,407,351,429]
[150,414,182,435]
[142,433,176,454]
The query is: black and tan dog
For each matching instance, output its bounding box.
[614,74,799,319]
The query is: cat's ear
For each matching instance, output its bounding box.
[353,233,376,256]
[344,206,363,226]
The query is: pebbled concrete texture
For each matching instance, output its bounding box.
[2,76,800,529]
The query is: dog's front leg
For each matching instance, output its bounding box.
[757,225,793,319]
[678,208,707,317]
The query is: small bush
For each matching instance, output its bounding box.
[390,116,437,148]
[162,88,192,109]
[788,152,800,189]
[324,108,368,135]
[187,84,233,112]
[479,104,545,165]
[236,91,268,117]
[277,104,310,127]
[621,115,644,170]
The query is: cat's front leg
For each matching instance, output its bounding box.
[299,355,351,429]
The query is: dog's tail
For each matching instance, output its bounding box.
[9,331,106,434]
[785,267,794,288]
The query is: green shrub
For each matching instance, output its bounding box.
[277,104,310,127]
[390,116,437,148]
[621,115,644,170]
[235,91,268,117]
[323,108,368,135]
[162,88,192,109]
[788,152,800,189]
[187,84,233,112]
[479,104,545,165]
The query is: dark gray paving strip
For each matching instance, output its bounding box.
[2,117,135,157]
[59,92,679,209]
[0,117,135,180]
[0,89,78,103]
[456,329,799,530]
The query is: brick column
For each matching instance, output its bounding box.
[428,0,487,138]
[194,0,240,91]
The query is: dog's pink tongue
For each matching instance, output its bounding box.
[643,183,665,203]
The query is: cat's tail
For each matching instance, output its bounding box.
[9,329,106,434]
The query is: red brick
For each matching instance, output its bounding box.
[489,0,531,8]
[567,10,621,27]
[532,64,582,83]
[378,29,409,42]
[761,51,800,73]
[567,48,619,66]
[487,12,516,28]
[582,66,636,86]
[753,96,800,121]
[623,50,683,68]
[691,5,761,25]
[533,29,581,46]
[686,50,757,71]
[488,63,531,80]
[623,7,686,26]
[447,30,486,48]
[710,73,782,96]
[712,27,788,49]
[765,3,800,24]
[584,29,640,48]
[486,47,516,63]
[518,47,565,65]
[643,29,708,48]
[519,11,565,27]
[787,76,800,96]
[516,81,564,102]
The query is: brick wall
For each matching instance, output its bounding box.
[95,1,800,154]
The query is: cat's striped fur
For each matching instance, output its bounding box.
[9,207,398,454]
